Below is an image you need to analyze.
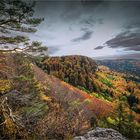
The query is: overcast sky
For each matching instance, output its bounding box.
[30,0,140,59]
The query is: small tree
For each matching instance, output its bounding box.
[115,96,128,132]
[110,96,140,139]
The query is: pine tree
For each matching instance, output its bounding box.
[0,0,47,56]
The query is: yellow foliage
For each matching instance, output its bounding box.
[40,92,52,101]
[84,98,91,104]
[5,118,17,136]
[107,117,116,125]
[0,80,12,94]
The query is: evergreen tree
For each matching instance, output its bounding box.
[0,0,47,56]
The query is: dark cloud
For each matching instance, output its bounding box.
[94,46,104,50]
[104,1,140,52]
[72,31,93,42]
[33,0,140,58]
[94,53,140,60]
[125,46,140,51]
[106,31,140,51]
[81,0,104,6]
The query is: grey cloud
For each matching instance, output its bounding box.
[60,0,106,23]
[80,18,96,27]
[72,31,93,42]
[105,6,140,52]
[125,21,140,29]
[106,31,140,51]
[125,46,140,51]
[33,0,140,58]
[81,27,90,32]
[94,46,104,50]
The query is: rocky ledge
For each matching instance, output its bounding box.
[74,127,126,140]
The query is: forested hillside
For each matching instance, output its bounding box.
[39,55,97,92]
[36,55,140,138]
[39,56,140,104]
[0,52,114,139]
[1,52,140,139]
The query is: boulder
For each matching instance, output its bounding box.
[74,127,126,140]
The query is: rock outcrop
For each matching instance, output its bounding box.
[74,127,126,140]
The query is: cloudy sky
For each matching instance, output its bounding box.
[30,0,140,59]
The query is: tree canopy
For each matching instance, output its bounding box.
[0,0,47,56]
[0,0,43,32]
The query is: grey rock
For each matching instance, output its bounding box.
[74,127,126,140]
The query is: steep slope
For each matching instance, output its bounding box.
[0,52,113,139]
[39,55,140,121]
[32,64,113,119]
[40,56,140,99]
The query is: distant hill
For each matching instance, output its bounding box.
[96,59,140,82]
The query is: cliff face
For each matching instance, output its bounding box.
[74,127,126,140]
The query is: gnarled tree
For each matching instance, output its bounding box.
[0,0,47,56]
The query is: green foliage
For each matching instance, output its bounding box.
[106,117,116,125]
[91,92,112,102]
[0,0,42,30]
[100,78,113,88]
[0,36,29,44]
[0,0,48,56]
[92,96,140,139]
[21,102,48,118]
[77,86,90,93]
[14,75,32,81]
